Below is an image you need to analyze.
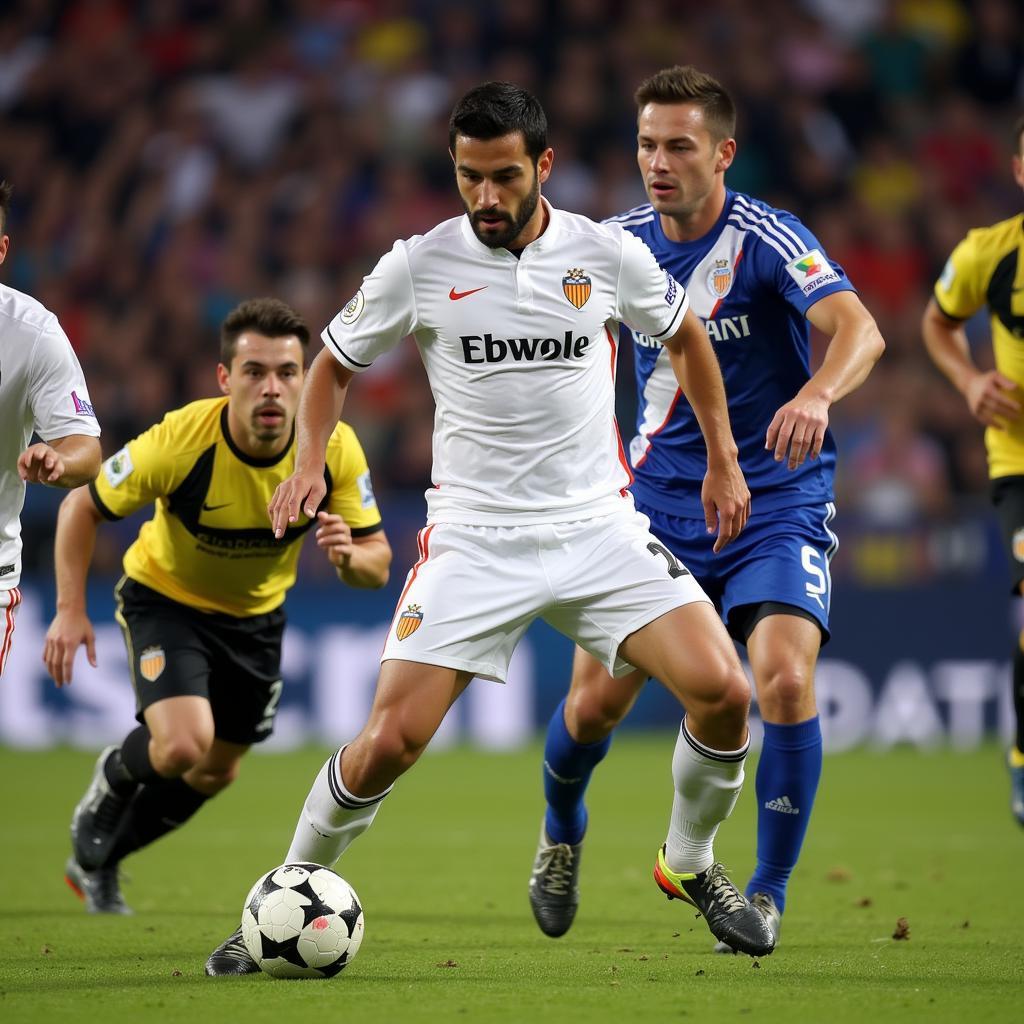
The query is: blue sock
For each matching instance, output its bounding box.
[542,698,612,845]
[747,716,822,914]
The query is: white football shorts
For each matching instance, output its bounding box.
[380,509,711,682]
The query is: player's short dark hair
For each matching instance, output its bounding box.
[220,297,310,367]
[1014,114,1024,155]
[449,82,548,162]
[0,179,12,235]
[634,66,736,142]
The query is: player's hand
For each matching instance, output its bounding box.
[702,459,750,553]
[17,443,66,484]
[765,391,830,471]
[964,371,1021,429]
[316,511,354,570]
[43,609,97,687]
[267,468,326,539]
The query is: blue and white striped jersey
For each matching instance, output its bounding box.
[607,189,854,518]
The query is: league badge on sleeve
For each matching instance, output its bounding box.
[938,258,955,292]
[340,290,365,325]
[103,446,134,487]
[785,249,840,297]
[562,269,591,310]
[71,390,95,416]
[357,471,376,509]
[395,604,424,640]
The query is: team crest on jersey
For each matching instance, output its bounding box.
[707,258,733,298]
[395,604,423,641]
[1013,528,1024,563]
[340,289,365,325]
[562,268,591,309]
[139,646,166,682]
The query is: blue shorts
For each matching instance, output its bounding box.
[638,500,839,645]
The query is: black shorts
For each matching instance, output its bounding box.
[991,476,1024,595]
[115,576,286,745]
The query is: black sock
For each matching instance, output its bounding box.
[104,726,162,794]
[1014,642,1024,753]
[106,777,210,864]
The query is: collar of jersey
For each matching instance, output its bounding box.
[459,196,561,259]
[219,404,295,467]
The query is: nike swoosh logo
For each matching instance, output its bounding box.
[449,286,487,301]
[202,502,232,512]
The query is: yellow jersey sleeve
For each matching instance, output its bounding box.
[934,230,989,321]
[325,422,382,533]
[90,408,211,520]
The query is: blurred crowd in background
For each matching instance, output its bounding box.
[2,0,1022,584]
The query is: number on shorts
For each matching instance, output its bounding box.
[646,541,689,579]
[257,679,284,733]
[801,545,827,610]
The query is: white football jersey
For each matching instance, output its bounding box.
[0,283,100,588]
[323,199,688,525]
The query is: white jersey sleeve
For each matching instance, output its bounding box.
[29,320,100,441]
[614,229,689,339]
[322,241,419,372]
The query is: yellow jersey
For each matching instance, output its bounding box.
[89,397,382,616]
[934,212,1024,478]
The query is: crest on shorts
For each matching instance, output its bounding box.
[562,268,591,309]
[707,258,732,297]
[1013,528,1024,563]
[395,604,423,641]
[139,645,166,682]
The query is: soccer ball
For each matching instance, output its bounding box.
[240,862,364,979]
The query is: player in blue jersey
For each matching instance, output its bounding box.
[528,66,885,949]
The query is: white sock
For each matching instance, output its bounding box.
[665,719,748,874]
[285,748,392,866]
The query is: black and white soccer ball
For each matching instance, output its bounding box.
[240,863,364,979]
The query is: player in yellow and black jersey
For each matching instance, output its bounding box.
[922,113,1024,826]
[43,298,392,914]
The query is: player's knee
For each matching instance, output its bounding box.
[151,733,211,776]
[758,665,811,717]
[190,762,239,794]
[565,687,623,743]
[363,719,427,776]
[705,665,751,727]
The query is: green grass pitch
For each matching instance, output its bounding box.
[1,740,1021,1022]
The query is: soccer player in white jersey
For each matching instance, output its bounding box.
[206,81,774,973]
[0,180,101,674]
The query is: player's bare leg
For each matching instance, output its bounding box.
[208,660,471,977]
[619,603,772,956]
[713,612,821,953]
[285,659,473,866]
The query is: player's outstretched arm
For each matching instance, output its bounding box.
[663,307,749,552]
[268,350,355,538]
[767,291,886,470]
[43,486,104,686]
[17,434,101,489]
[921,297,1020,429]
[316,512,392,588]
